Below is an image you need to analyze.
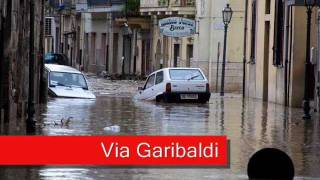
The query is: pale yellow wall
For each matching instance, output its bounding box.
[245,1,318,107]
[193,0,245,92]
[228,0,245,63]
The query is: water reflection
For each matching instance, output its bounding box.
[38,98,96,135]
[1,95,320,179]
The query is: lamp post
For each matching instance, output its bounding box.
[221,4,233,96]
[303,0,316,119]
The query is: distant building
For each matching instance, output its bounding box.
[140,0,245,93]
[193,0,245,93]
[73,0,148,76]
[45,0,81,68]
[140,0,196,74]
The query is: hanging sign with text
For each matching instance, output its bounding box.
[159,17,196,37]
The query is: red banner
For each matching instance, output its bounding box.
[0,136,229,166]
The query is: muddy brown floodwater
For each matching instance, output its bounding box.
[0,77,320,180]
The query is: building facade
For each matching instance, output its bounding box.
[140,0,245,93]
[140,0,196,74]
[74,0,149,77]
[45,0,81,68]
[193,0,245,93]
[0,0,46,134]
[244,0,320,112]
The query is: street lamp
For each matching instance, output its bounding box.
[303,0,317,119]
[220,4,233,96]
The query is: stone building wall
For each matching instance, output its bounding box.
[0,0,45,134]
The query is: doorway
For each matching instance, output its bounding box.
[113,33,119,74]
[186,44,193,67]
[156,40,162,69]
[263,21,270,101]
[174,44,180,67]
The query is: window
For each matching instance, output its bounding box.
[169,69,204,80]
[45,17,53,36]
[144,74,155,89]
[273,0,284,66]
[250,0,257,63]
[155,71,164,85]
[265,0,271,14]
[49,72,88,89]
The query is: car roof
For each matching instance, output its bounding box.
[152,67,203,74]
[45,64,82,74]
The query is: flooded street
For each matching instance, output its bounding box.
[1,76,320,180]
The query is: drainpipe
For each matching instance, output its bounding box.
[284,6,291,107]
[216,42,221,93]
[287,7,293,107]
[317,9,320,112]
[27,0,36,132]
[242,0,249,98]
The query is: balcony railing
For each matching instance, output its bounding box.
[48,0,76,9]
[87,0,125,7]
[140,0,195,8]
[76,0,125,13]
[140,0,167,8]
[171,0,195,7]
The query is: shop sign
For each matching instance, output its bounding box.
[159,17,196,37]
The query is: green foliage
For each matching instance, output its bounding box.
[158,0,168,6]
[123,0,140,16]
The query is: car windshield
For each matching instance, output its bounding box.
[45,53,55,61]
[169,69,205,80]
[49,72,88,89]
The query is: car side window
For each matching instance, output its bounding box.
[155,71,164,85]
[144,74,155,89]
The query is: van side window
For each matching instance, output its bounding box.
[155,71,164,85]
[144,74,155,89]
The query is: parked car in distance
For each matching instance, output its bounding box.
[45,53,69,65]
[45,64,96,99]
[135,68,211,103]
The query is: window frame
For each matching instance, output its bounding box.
[144,74,156,90]
[49,71,88,89]
[249,0,257,64]
[273,0,284,66]
[155,71,164,85]
[169,69,205,81]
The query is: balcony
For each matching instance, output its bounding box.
[48,0,76,10]
[76,0,125,13]
[140,0,195,16]
[171,0,195,7]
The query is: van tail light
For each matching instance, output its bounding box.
[206,83,210,92]
[166,83,171,93]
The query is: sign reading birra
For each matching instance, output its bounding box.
[159,17,196,37]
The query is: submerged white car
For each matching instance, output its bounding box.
[45,64,96,99]
[135,68,211,103]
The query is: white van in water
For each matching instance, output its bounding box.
[45,64,96,99]
[135,68,211,103]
